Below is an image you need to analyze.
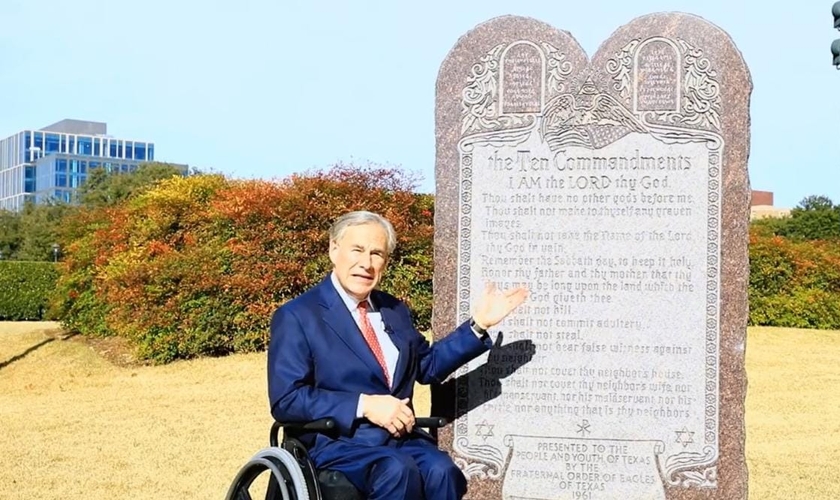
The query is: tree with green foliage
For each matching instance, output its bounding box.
[0,162,190,261]
[16,201,77,261]
[0,201,75,261]
[784,195,840,240]
[77,162,187,208]
[0,209,22,260]
[751,195,840,241]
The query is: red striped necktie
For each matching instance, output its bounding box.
[357,301,390,386]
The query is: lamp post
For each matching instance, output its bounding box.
[833,2,840,68]
[51,243,60,263]
[833,39,840,69]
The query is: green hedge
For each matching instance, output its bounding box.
[0,261,59,320]
[749,226,840,330]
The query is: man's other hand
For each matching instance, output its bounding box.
[361,395,415,437]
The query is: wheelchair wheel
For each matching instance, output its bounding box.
[225,456,291,500]
[225,448,310,500]
[282,437,322,499]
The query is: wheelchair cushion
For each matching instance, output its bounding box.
[317,469,364,500]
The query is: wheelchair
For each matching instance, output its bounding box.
[225,416,448,500]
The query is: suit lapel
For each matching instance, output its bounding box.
[318,278,390,388]
[378,299,411,391]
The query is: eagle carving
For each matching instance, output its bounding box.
[541,79,647,150]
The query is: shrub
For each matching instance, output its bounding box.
[92,174,230,362]
[211,164,435,354]
[55,164,434,363]
[749,226,840,329]
[52,206,120,337]
[0,261,59,320]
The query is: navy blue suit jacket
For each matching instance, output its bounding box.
[267,275,492,459]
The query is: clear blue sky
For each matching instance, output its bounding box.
[1,0,837,208]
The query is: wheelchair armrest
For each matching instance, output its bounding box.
[415,417,447,429]
[270,417,448,446]
[271,418,337,446]
[277,417,338,432]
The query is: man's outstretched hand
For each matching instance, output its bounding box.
[472,282,530,330]
[361,394,415,437]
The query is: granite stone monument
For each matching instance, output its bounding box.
[432,13,751,500]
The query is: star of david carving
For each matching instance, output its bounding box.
[576,419,591,436]
[475,420,494,441]
[675,427,695,448]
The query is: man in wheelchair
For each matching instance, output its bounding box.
[266,211,528,500]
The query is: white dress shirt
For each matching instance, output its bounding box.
[330,272,400,384]
[330,273,400,417]
[329,272,486,419]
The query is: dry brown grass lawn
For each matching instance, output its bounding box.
[744,326,840,499]
[0,322,837,499]
[0,322,429,500]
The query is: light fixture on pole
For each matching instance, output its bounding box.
[833,2,840,68]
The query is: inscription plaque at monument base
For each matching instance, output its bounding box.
[432,13,751,500]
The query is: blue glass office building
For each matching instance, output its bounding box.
[0,119,159,211]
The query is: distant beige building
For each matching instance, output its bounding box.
[750,190,790,220]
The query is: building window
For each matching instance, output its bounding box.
[70,173,85,188]
[109,142,118,158]
[57,159,68,173]
[56,173,67,187]
[45,134,59,153]
[23,132,31,161]
[34,133,44,160]
[148,145,154,160]
[124,141,133,160]
[25,168,35,191]
[135,143,146,161]
[78,137,92,155]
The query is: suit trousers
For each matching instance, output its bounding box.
[311,435,467,500]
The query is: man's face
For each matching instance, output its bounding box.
[329,223,389,301]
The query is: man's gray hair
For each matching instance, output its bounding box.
[329,211,398,255]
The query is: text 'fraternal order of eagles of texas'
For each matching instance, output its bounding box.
[432,13,751,500]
